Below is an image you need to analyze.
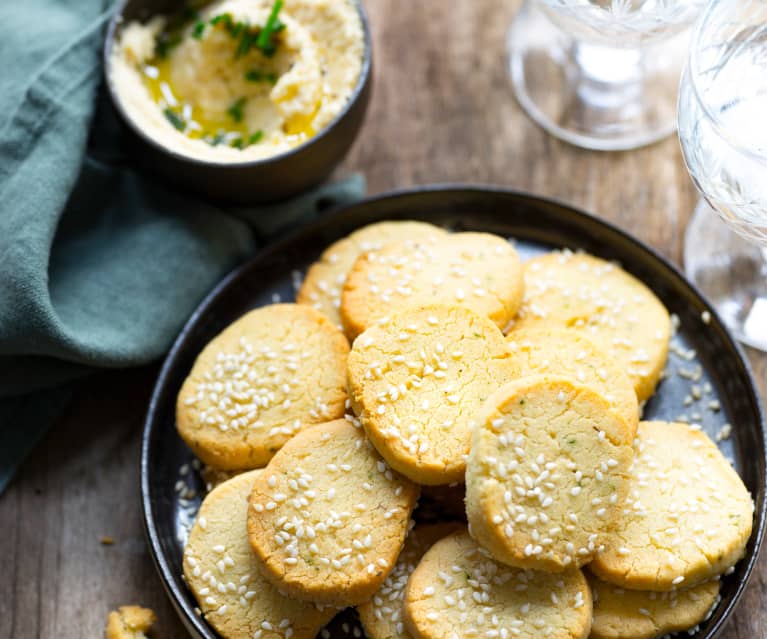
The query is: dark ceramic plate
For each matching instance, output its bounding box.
[142,186,767,639]
[104,0,372,203]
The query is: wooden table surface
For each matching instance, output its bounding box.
[1,1,765,637]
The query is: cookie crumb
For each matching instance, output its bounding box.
[100,536,115,545]
[106,605,157,639]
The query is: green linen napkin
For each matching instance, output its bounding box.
[0,1,365,493]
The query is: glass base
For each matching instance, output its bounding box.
[508,0,687,151]
[685,199,767,352]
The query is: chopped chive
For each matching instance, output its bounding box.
[210,13,232,27]
[156,32,182,58]
[245,69,277,84]
[206,132,225,147]
[227,97,247,123]
[192,20,206,39]
[230,20,245,38]
[163,108,186,131]
[256,0,284,57]
[235,30,254,58]
[231,138,244,149]
[248,130,263,144]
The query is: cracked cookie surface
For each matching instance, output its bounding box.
[184,470,334,639]
[247,418,419,606]
[403,530,592,639]
[176,304,349,470]
[297,221,448,331]
[588,572,720,639]
[506,327,639,436]
[466,375,634,572]
[340,232,524,340]
[347,305,515,485]
[590,421,754,591]
[509,251,670,401]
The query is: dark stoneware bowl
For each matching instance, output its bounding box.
[103,0,372,203]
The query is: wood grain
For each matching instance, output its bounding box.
[0,0,764,637]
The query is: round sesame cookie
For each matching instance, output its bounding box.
[506,327,639,436]
[358,522,463,639]
[176,304,349,471]
[347,304,516,485]
[590,421,754,591]
[510,251,671,401]
[403,530,593,639]
[340,232,525,340]
[297,221,448,330]
[247,418,420,606]
[589,572,721,639]
[183,470,335,639]
[465,375,634,572]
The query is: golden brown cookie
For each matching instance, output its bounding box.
[510,251,671,401]
[341,232,525,340]
[589,572,721,639]
[357,522,463,639]
[506,327,638,436]
[403,530,592,639]
[247,419,420,606]
[297,221,448,330]
[347,304,515,484]
[105,606,157,639]
[184,470,334,639]
[590,421,754,591]
[466,375,634,572]
[176,304,349,470]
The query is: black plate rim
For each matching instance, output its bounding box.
[141,183,767,639]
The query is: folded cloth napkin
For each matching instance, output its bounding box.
[0,0,365,493]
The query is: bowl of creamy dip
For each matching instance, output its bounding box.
[105,0,371,202]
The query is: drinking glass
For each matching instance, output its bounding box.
[678,0,767,351]
[509,0,705,150]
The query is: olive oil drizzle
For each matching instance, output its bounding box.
[144,0,287,149]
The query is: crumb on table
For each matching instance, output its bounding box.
[106,605,157,639]
[100,536,115,545]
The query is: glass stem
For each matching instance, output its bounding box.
[572,42,643,109]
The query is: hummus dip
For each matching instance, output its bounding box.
[109,0,364,162]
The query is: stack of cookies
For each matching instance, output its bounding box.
[175,220,754,639]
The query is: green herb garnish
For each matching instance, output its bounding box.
[255,0,285,57]
[230,20,246,39]
[156,32,182,58]
[210,13,232,27]
[163,108,186,131]
[235,28,255,58]
[229,131,264,150]
[245,69,278,84]
[192,20,206,39]
[210,1,284,59]
[227,97,247,122]
[205,132,225,147]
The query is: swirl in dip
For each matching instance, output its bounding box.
[109,0,364,162]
